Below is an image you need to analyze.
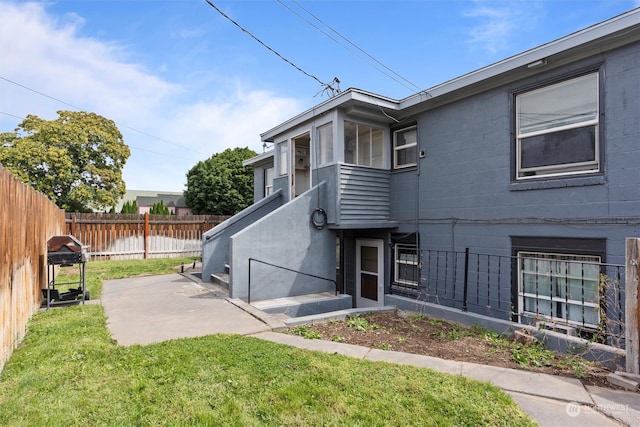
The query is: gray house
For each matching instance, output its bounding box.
[203,9,639,343]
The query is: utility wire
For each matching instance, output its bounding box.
[0,76,207,157]
[202,0,340,96]
[0,111,196,161]
[281,0,423,93]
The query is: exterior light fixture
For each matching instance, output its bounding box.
[527,59,547,69]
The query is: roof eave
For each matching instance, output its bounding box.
[260,88,400,142]
[400,8,640,111]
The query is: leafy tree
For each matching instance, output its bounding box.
[0,110,130,212]
[185,147,256,215]
[149,200,171,215]
[120,200,138,214]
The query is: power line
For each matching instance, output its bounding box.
[202,0,341,97]
[281,0,423,93]
[0,76,207,157]
[0,111,196,161]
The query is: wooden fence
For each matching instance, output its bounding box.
[66,213,229,260]
[1,166,66,370]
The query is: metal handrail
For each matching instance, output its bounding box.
[248,258,338,304]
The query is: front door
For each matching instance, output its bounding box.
[356,239,384,308]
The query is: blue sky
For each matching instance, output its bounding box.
[1,0,638,194]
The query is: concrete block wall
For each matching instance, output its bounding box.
[230,183,336,301]
[389,44,640,266]
[202,190,284,281]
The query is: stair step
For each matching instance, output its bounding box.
[210,272,229,289]
[284,305,397,326]
[252,292,352,318]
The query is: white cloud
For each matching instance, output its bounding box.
[464,0,543,55]
[0,2,174,121]
[0,1,304,192]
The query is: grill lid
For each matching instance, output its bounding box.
[47,235,87,264]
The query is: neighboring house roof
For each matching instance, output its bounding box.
[259,8,640,143]
[137,194,189,208]
[115,190,184,212]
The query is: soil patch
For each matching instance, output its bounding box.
[290,310,622,390]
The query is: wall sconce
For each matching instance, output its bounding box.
[527,59,547,69]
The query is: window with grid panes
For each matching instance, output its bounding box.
[517,251,601,328]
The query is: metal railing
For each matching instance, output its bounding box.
[247,258,338,304]
[391,248,626,347]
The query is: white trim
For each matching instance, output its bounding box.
[515,72,600,179]
[356,239,384,308]
[393,126,418,169]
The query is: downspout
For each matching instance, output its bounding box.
[339,230,345,294]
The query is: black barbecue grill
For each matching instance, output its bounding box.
[44,235,89,308]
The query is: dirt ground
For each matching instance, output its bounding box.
[291,310,621,390]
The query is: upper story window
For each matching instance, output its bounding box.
[316,123,333,167]
[344,121,384,168]
[264,167,274,196]
[393,126,417,169]
[278,141,288,176]
[515,72,599,180]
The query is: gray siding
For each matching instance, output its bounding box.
[338,165,390,223]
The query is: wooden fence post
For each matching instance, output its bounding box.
[626,237,640,375]
[144,212,150,259]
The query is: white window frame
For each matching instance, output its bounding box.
[394,244,419,287]
[277,141,288,176]
[264,167,274,196]
[517,251,601,329]
[344,121,384,169]
[515,72,600,180]
[316,122,334,167]
[393,126,417,169]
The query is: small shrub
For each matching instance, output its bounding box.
[289,325,321,340]
[347,315,369,332]
[557,356,588,379]
[511,343,554,367]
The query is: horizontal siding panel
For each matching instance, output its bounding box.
[338,165,390,223]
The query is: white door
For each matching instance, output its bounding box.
[356,239,384,308]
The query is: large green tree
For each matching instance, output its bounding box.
[185,147,256,215]
[0,111,130,212]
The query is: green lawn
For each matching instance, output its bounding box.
[0,259,536,426]
[56,256,200,298]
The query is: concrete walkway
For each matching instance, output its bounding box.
[102,274,270,345]
[101,273,639,427]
